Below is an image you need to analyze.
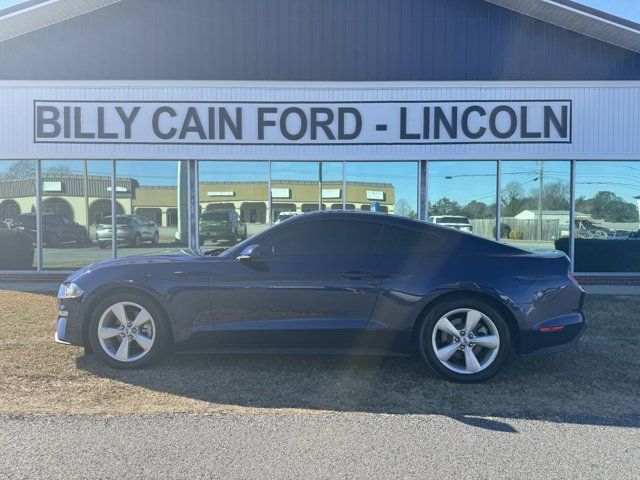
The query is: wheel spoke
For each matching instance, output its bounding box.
[464,347,481,373]
[98,327,121,340]
[436,342,459,362]
[111,303,128,326]
[132,333,153,351]
[114,336,130,361]
[435,317,460,338]
[465,310,482,334]
[472,335,499,349]
[131,308,152,329]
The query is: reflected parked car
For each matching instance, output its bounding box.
[199,209,247,244]
[429,215,473,232]
[56,211,586,383]
[14,213,88,246]
[275,211,298,223]
[96,214,159,248]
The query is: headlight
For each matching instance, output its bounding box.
[57,282,85,299]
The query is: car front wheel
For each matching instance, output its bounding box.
[88,293,170,369]
[418,298,511,383]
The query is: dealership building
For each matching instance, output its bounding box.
[1,0,640,276]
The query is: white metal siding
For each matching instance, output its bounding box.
[0,80,639,160]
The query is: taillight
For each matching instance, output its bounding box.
[539,326,565,333]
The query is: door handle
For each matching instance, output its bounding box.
[340,271,379,280]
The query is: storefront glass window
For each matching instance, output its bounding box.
[428,161,496,240]
[500,161,570,250]
[41,160,113,269]
[571,161,640,272]
[198,161,269,247]
[115,160,188,258]
[0,160,37,270]
[346,162,417,217]
[271,162,322,221]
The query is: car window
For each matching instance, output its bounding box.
[202,211,228,221]
[376,226,444,254]
[262,220,382,257]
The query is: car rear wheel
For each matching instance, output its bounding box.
[418,298,511,383]
[88,293,170,369]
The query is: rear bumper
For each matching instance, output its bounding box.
[520,312,587,356]
[96,232,136,242]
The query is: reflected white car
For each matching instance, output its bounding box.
[429,215,473,232]
[275,212,298,223]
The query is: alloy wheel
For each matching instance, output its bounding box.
[431,308,500,375]
[97,301,156,363]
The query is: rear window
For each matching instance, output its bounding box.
[202,211,228,221]
[436,217,469,224]
[377,226,444,254]
[104,216,133,225]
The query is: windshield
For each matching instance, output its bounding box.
[15,215,35,225]
[201,211,228,221]
[103,216,133,225]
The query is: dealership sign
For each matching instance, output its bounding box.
[34,100,571,145]
[0,81,637,159]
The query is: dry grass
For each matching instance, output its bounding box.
[0,290,638,421]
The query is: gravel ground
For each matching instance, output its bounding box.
[1,413,638,479]
[1,291,639,417]
[1,291,639,479]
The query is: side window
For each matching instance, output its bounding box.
[377,226,444,254]
[262,220,382,257]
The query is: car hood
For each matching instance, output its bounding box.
[65,249,202,282]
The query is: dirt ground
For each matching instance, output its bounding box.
[0,290,638,418]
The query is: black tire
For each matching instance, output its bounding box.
[98,241,107,249]
[47,233,59,247]
[417,297,511,383]
[77,232,87,245]
[87,292,171,369]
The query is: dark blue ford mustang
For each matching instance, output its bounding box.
[55,211,586,382]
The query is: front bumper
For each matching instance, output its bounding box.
[54,299,85,346]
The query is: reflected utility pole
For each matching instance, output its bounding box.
[83,159,89,231]
[318,162,323,211]
[538,161,544,240]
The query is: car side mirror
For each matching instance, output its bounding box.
[236,244,263,261]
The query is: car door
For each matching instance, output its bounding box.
[207,218,384,348]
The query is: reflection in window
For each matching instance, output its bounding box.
[40,160,113,269]
[428,161,496,240]
[0,160,36,269]
[198,161,269,247]
[116,160,187,258]
[569,162,640,272]
[346,162,417,217]
[501,161,569,249]
[271,162,321,218]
